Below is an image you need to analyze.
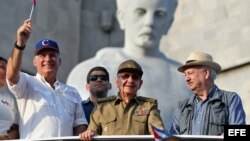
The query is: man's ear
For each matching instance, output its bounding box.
[108,82,112,90]
[86,83,90,91]
[205,69,210,79]
[115,77,119,88]
[33,57,37,67]
[58,57,62,66]
[116,10,125,30]
[138,80,143,89]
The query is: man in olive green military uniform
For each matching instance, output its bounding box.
[79,59,165,140]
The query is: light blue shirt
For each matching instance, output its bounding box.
[191,86,216,134]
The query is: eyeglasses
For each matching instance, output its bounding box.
[118,73,141,80]
[89,75,109,81]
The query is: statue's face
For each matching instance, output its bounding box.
[123,0,173,49]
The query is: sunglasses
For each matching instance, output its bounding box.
[89,75,109,81]
[118,73,141,80]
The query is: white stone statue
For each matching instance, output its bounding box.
[67,0,191,129]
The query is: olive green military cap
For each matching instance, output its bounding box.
[117,59,143,76]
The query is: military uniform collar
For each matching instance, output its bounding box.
[114,93,139,105]
[133,96,143,105]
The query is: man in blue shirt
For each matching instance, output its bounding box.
[82,66,111,123]
[170,52,246,135]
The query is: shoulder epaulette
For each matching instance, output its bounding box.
[97,95,116,103]
[137,96,157,103]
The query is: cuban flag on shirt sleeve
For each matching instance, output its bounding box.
[151,124,172,141]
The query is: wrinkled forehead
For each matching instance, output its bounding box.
[117,0,176,12]
[184,66,205,73]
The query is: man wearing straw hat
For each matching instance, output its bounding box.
[170,52,246,135]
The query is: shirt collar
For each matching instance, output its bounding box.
[194,85,218,103]
[35,73,60,90]
[82,98,92,105]
[114,93,139,105]
[207,85,217,99]
[114,94,122,105]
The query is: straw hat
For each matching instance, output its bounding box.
[178,52,221,73]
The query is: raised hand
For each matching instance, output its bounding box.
[16,19,32,47]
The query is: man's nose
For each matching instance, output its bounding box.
[44,54,51,60]
[96,77,103,81]
[185,75,190,81]
[127,75,134,82]
[144,13,154,26]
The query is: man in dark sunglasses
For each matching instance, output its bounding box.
[82,66,111,124]
[80,60,165,140]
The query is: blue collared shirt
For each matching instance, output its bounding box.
[82,98,95,124]
[191,86,217,134]
[170,85,246,135]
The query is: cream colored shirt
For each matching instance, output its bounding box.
[7,72,87,139]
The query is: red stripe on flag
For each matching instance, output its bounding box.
[32,0,37,5]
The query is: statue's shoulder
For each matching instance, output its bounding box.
[96,47,122,58]
[98,47,122,52]
[164,57,182,67]
[70,48,118,69]
[73,56,98,68]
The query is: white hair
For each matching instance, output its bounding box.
[209,68,217,80]
[202,66,217,80]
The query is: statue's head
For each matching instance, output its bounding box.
[116,0,177,49]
